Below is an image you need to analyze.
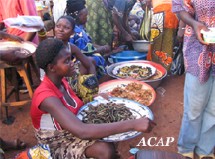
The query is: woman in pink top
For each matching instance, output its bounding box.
[172,0,215,159]
[0,0,38,44]
[31,38,155,159]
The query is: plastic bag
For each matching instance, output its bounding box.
[170,42,185,75]
[3,16,44,32]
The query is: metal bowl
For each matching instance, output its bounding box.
[143,73,167,89]
[132,40,152,52]
[106,60,167,89]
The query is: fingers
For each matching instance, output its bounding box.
[149,118,157,126]
[197,34,209,45]
[143,117,156,133]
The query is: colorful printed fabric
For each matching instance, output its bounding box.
[86,0,136,46]
[148,3,179,72]
[35,129,95,159]
[77,74,99,103]
[15,144,52,159]
[70,25,95,52]
[172,0,215,83]
[67,61,100,104]
[69,24,107,79]
[86,0,113,46]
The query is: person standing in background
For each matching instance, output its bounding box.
[0,0,38,44]
[85,0,150,47]
[52,0,66,22]
[147,0,179,72]
[0,0,39,91]
[172,0,215,159]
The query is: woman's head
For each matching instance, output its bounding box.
[65,0,88,25]
[55,16,75,41]
[36,38,74,75]
[36,38,64,71]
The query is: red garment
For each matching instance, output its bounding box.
[31,76,84,130]
[0,0,38,44]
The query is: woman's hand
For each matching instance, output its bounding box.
[133,117,156,133]
[122,32,133,42]
[192,21,209,45]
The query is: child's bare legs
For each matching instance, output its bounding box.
[85,141,120,159]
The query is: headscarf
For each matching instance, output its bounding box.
[65,0,86,19]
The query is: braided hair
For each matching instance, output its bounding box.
[65,0,86,21]
[35,38,65,71]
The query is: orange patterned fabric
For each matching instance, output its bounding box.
[153,4,179,29]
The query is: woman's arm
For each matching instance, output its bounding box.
[0,31,23,42]
[70,43,96,74]
[112,11,133,42]
[178,11,209,45]
[40,97,155,140]
[176,20,186,43]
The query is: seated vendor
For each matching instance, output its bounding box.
[65,0,111,55]
[65,0,112,79]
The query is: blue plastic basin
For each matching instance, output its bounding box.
[110,50,147,63]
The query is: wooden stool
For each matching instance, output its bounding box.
[0,57,39,125]
[135,149,186,159]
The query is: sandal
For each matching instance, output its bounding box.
[0,138,26,151]
[14,139,26,150]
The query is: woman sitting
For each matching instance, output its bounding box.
[65,0,112,79]
[31,38,155,159]
[39,15,99,103]
[65,0,111,55]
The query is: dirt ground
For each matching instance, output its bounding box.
[0,74,185,159]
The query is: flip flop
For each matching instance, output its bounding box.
[0,138,26,151]
[14,139,26,150]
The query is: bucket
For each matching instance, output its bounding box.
[110,50,147,63]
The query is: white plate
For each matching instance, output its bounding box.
[111,63,156,80]
[77,97,154,142]
[200,28,215,44]
[99,79,156,106]
[0,41,37,54]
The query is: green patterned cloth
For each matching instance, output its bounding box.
[86,0,113,46]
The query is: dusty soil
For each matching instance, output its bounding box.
[0,74,185,159]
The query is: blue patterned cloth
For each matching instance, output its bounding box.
[70,25,95,52]
[69,25,107,79]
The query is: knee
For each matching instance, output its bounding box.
[95,142,116,159]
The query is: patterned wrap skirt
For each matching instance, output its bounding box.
[35,129,96,159]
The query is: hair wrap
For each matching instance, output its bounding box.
[66,0,86,17]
